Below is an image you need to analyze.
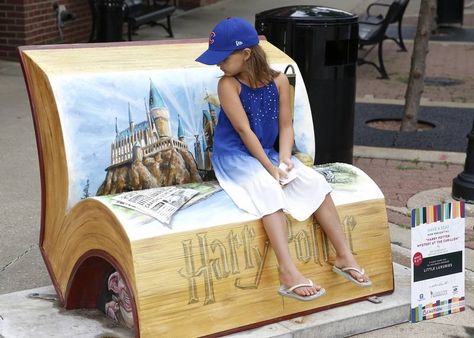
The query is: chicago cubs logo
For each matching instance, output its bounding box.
[209,32,216,45]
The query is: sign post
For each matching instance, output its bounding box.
[411,201,465,322]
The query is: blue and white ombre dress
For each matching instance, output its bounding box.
[211,77,332,221]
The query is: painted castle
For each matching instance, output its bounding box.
[96,80,218,196]
[110,80,218,172]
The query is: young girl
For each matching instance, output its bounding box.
[196,17,371,301]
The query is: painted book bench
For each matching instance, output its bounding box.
[19,39,393,337]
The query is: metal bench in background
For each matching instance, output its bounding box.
[88,0,176,42]
[124,0,176,40]
[358,0,409,79]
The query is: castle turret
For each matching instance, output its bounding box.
[203,109,211,124]
[194,134,204,169]
[144,98,153,132]
[132,141,143,162]
[209,105,217,126]
[149,80,171,139]
[204,90,219,127]
[202,110,213,171]
[128,103,135,141]
[177,115,185,142]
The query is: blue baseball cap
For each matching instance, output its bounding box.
[196,17,259,65]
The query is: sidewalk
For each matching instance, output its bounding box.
[1,0,474,337]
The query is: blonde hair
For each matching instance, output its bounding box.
[245,45,280,88]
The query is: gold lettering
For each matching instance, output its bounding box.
[178,239,199,304]
[321,226,331,262]
[342,215,356,253]
[178,215,358,306]
[310,221,324,266]
[178,233,216,305]
[294,230,311,263]
[226,230,241,274]
[210,239,230,279]
[242,225,256,269]
[235,240,270,289]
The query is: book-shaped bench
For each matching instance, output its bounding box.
[19,40,393,337]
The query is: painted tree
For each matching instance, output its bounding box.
[400,0,436,131]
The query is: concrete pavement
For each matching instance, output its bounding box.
[0,264,413,338]
[2,0,474,337]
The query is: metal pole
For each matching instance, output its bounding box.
[452,118,474,202]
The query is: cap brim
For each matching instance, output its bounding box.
[195,49,233,65]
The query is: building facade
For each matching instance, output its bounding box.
[0,0,220,61]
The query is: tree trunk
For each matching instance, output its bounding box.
[400,0,436,132]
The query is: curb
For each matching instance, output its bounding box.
[354,145,466,164]
[356,97,474,109]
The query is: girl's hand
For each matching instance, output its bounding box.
[280,157,294,171]
[268,165,290,185]
[268,165,281,182]
[277,165,288,182]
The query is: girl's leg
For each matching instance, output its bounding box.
[313,194,370,283]
[262,210,322,296]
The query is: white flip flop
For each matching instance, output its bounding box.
[277,279,326,302]
[332,266,372,287]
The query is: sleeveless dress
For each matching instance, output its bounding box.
[211,77,332,221]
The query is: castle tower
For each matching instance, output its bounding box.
[177,115,185,143]
[149,80,171,139]
[203,109,213,139]
[194,134,204,170]
[202,110,213,171]
[128,103,135,142]
[209,106,217,126]
[204,89,219,127]
[144,98,152,132]
[132,141,143,162]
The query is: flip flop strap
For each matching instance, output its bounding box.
[341,267,365,275]
[287,279,313,292]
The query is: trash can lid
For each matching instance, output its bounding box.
[256,5,358,24]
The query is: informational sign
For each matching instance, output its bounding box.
[411,201,465,322]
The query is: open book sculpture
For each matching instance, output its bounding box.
[19,39,393,337]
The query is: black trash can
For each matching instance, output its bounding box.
[256,6,358,165]
[437,0,464,25]
[97,0,124,42]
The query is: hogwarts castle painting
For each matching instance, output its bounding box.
[49,68,225,207]
[97,80,218,195]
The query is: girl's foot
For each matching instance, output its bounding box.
[278,268,323,297]
[278,279,326,301]
[334,254,371,284]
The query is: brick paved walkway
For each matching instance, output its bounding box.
[354,157,463,207]
[357,39,474,103]
[354,157,474,249]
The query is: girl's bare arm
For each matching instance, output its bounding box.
[276,73,294,169]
